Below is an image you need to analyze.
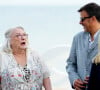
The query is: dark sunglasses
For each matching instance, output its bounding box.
[80,16,92,22]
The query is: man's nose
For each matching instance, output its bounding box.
[80,21,83,24]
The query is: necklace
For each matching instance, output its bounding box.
[18,64,31,83]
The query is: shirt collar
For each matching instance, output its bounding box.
[89,30,100,42]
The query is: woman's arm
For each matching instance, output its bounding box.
[43,77,52,90]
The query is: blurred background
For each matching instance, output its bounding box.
[0,0,99,89]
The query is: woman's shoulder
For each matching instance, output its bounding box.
[28,48,42,62]
[28,48,46,66]
[29,48,40,57]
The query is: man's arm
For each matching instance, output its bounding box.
[66,36,80,88]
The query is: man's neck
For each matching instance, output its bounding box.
[90,28,100,41]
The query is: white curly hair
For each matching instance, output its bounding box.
[2,26,26,53]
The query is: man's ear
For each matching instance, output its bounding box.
[91,16,97,21]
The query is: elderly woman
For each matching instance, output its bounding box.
[0,26,52,90]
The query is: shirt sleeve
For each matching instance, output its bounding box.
[40,58,50,79]
[37,56,50,79]
[31,50,50,79]
[66,35,80,87]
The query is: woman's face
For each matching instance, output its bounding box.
[10,28,28,50]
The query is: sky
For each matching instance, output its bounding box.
[0,5,79,54]
[0,0,100,6]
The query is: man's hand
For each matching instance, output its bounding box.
[74,79,86,90]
